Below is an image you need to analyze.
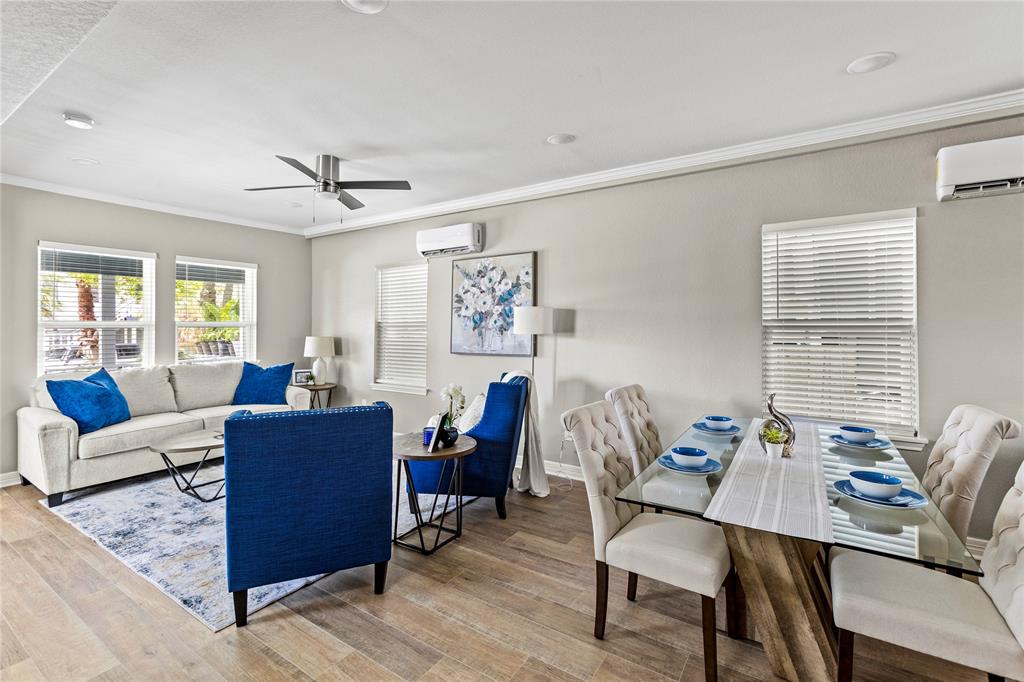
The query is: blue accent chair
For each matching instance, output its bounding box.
[224,403,393,627]
[408,380,528,519]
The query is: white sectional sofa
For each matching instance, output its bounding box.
[17,362,309,506]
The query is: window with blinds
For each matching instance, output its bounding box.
[37,242,156,375]
[175,257,257,363]
[373,263,428,394]
[761,209,919,437]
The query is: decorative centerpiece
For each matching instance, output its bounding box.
[437,383,466,447]
[760,425,788,457]
[758,393,796,457]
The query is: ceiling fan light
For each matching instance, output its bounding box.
[338,0,389,14]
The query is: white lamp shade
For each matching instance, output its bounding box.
[513,306,554,335]
[303,336,335,358]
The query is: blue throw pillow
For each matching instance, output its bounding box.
[46,368,131,435]
[232,362,294,405]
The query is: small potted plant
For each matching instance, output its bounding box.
[761,425,788,457]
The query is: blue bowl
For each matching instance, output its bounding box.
[703,415,734,431]
[849,470,902,499]
[671,447,708,468]
[840,425,876,444]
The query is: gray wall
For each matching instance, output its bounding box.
[311,115,1024,540]
[0,184,312,475]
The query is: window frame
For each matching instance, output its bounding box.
[36,241,157,376]
[372,261,428,395]
[174,255,258,364]
[760,208,922,446]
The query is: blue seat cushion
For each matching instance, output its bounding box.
[232,362,293,405]
[46,367,130,435]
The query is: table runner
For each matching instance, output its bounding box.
[704,419,834,543]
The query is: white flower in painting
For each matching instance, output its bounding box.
[519,265,532,282]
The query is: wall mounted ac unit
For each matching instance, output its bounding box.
[936,135,1024,201]
[416,223,484,257]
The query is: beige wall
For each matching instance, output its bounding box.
[0,185,312,475]
[312,116,1024,539]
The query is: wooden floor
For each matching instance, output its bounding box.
[1,477,985,682]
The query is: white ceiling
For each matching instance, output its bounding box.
[2,0,1022,235]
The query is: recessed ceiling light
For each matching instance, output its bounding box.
[546,133,577,145]
[846,52,897,74]
[289,201,304,208]
[71,157,100,166]
[337,0,388,14]
[62,112,94,129]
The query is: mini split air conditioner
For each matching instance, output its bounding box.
[416,223,484,257]
[936,135,1024,201]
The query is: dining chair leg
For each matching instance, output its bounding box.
[594,560,609,639]
[626,572,638,602]
[725,568,745,639]
[701,595,718,682]
[837,629,854,682]
[987,675,1005,682]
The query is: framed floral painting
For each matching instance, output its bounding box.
[451,252,535,356]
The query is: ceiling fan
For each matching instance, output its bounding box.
[245,154,411,215]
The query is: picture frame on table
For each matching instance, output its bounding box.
[293,369,314,385]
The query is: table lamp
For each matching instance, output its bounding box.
[303,336,335,385]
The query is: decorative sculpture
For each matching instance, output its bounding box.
[759,393,796,457]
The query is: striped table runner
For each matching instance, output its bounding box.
[704,419,834,543]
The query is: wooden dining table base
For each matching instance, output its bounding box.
[723,524,837,682]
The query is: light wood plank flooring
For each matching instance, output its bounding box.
[1,478,984,681]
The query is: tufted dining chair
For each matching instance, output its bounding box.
[922,404,1021,541]
[562,400,734,681]
[831,458,1024,682]
[605,384,663,476]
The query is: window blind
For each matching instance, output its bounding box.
[761,209,919,437]
[37,243,155,375]
[374,263,428,392]
[175,258,257,363]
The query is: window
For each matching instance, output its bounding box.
[761,209,918,437]
[37,242,155,375]
[175,257,257,363]
[373,263,428,394]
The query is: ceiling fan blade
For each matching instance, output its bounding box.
[276,155,319,181]
[337,190,365,210]
[335,180,411,190]
[244,185,315,191]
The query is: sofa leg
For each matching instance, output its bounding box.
[594,560,609,639]
[19,475,30,486]
[47,492,64,507]
[838,629,854,682]
[495,496,507,519]
[233,590,248,627]
[626,572,638,602]
[701,595,718,682]
[374,561,388,595]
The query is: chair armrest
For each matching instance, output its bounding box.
[286,385,311,410]
[17,406,77,494]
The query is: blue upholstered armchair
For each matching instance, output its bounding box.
[408,379,528,519]
[224,403,393,627]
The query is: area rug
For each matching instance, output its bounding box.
[43,462,462,631]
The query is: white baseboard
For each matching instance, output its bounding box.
[515,456,584,483]
[0,472,23,488]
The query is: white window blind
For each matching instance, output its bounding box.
[374,263,428,393]
[761,209,919,437]
[37,242,155,375]
[175,257,257,363]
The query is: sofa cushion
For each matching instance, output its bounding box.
[78,412,203,460]
[183,404,294,431]
[47,368,131,435]
[110,366,178,417]
[232,362,293,405]
[168,362,244,412]
[33,369,93,411]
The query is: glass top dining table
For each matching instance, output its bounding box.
[615,417,981,576]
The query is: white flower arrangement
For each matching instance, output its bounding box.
[440,383,466,420]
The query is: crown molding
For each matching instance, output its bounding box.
[0,174,303,235]
[304,88,1024,239]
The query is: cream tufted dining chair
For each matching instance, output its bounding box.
[922,404,1021,542]
[562,400,733,681]
[606,384,663,476]
[831,458,1024,682]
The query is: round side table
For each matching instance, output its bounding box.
[296,383,336,409]
[392,432,476,555]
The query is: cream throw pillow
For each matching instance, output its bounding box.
[457,393,487,433]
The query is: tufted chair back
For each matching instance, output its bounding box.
[922,405,1021,541]
[562,401,639,561]
[606,384,663,475]
[980,459,1024,650]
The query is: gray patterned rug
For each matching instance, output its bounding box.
[43,461,461,631]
